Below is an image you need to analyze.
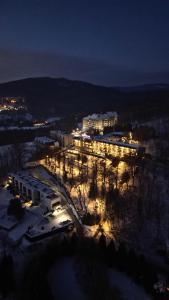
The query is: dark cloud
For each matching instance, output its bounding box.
[0,49,169,86]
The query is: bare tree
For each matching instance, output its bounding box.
[11,143,26,171]
[121,170,130,190]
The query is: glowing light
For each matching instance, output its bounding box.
[23,201,33,207]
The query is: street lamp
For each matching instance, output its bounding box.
[46,155,49,164]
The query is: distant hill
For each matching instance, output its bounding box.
[0,77,169,120]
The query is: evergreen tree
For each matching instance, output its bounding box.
[0,255,15,297]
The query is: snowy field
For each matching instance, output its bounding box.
[0,187,12,208]
[48,257,151,300]
[48,257,86,300]
[108,269,151,300]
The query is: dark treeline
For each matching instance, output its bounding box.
[0,127,51,146]
[0,254,15,298]
[12,234,168,300]
[0,78,169,121]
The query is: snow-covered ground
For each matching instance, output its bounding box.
[108,269,151,300]
[0,188,12,208]
[48,257,86,300]
[139,117,169,134]
[0,166,75,249]
[48,257,151,300]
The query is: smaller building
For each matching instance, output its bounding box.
[34,136,58,147]
[82,111,118,132]
[25,210,73,242]
[50,130,73,147]
[0,173,74,247]
[9,172,61,211]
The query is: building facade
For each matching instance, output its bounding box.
[82,112,118,132]
[50,130,73,147]
[9,172,61,210]
[73,137,145,158]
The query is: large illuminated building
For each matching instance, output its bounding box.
[73,136,145,158]
[82,111,118,132]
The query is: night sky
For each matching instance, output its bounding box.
[0,0,169,86]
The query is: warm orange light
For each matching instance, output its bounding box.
[24,201,33,207]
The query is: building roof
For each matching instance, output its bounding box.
[35,136,55,144]
[0,209,18,230]
[74,136,143,150]
[26,209,72,239]
[10,172,53,195]
[8,210,41,243]
[83,111,118,120]
[103,131,126,138]
[96,138,142,149]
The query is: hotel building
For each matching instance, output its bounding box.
[73,137,145,158]
[82,112,118,132]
